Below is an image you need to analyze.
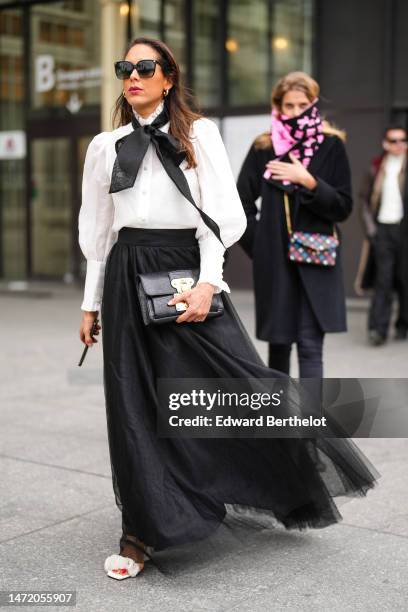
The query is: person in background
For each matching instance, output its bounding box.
[237,71,352,378]
[356,125,408,345]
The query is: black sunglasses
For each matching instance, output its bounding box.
[114,59,164,79]
[386,137,408,144]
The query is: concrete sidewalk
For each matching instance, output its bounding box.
[0,283,407,611]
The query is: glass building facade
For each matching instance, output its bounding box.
[0,0,314,284]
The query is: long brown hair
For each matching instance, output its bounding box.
[112,37,202,168]
[254,71,346,149]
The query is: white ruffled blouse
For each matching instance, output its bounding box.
[78,99,247,311]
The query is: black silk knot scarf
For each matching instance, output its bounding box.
[108,103,225,247]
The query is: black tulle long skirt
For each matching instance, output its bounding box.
[101,227,380,554]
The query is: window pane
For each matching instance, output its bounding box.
[0,8,26,279]
[227,0,269,106]
[130,0,161,38]
[271,0,313,79]
[193,0,220,107]
[164,0,186,75]
[31,0,101,111]
[227,0,314,107]
[31,138,72,277]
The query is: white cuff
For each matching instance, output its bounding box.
[80,259,106,311]
[197,278,231,294]
[197,233,230,293]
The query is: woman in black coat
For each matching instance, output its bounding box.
[237,71,352,377]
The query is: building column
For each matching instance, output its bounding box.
[99,0,129,131]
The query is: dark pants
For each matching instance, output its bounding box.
[268,288,325,378]
[369,222,407,338]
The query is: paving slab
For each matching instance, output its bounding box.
[0,284,407,611]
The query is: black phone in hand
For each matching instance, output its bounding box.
[78,318,99,366]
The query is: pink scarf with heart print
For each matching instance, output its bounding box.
[263,98,325,185]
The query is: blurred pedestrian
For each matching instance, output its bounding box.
[237,71,352,377]
[355,125,408,345]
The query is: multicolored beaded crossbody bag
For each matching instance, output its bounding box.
[284,192,339,267]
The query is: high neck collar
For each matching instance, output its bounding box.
[132,100,165,125]
[387,152,405,161]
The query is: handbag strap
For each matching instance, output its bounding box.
[283,191,338,239]
[283,192,293,235]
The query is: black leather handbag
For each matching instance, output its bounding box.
[136,268,224,325]
[134,145,227,325]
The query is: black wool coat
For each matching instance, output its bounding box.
[236,135,353,344]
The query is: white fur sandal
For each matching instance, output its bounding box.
[104,535,153,580]
[104,553,144,580]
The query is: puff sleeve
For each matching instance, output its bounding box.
[78,132,118,311]
[192,118,247,293]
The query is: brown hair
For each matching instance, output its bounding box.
[112,37,202,168]
[254,71,346,149]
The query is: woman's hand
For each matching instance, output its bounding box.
[168,282,215,323]
[266,153,317,190]
[79,311,100,347]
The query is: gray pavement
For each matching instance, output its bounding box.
[0,282,407,611]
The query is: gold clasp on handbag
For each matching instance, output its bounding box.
[170,277,195,312]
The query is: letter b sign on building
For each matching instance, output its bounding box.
[35,55,55,93]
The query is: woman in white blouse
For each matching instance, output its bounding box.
[78,37,378,580]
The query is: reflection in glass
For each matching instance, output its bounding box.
[163,0,186,76]
[193,0,220,107]
[271,0,313,80]
[227,0,313,107]
[32,139,72,277]
[0,157,26,279]
[130,0,161,39]
[31,1,101,110]
[227,0,269,106]
[0,9,23,128]
[0,8,26,279]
